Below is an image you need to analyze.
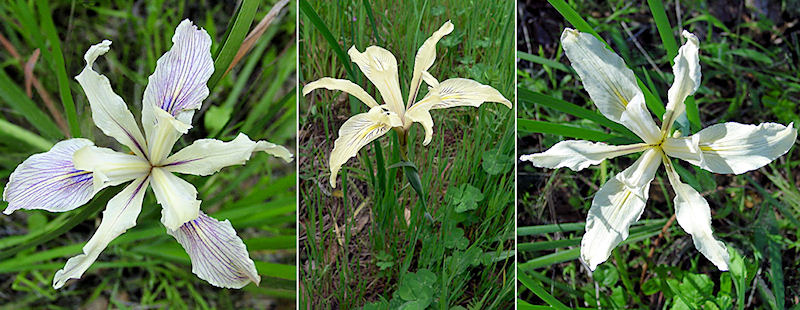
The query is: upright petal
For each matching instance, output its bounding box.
[348,46,405,115]
[619,93,661,144]
[150,168,200,230]
[520,140,649,171]
[167,212,260,289]
[73,145,151,192]
[661,31,701,135]
[406,21,454,108]
[581,148,661,271]
[141,19,213,137]
[163,132,293,176]
[3,139,95,214]
[663,156,729,270]
[53,176,149,289]
[561,28,641,123]
[302,77,379,108]
[146,105,192,165]
[329,106,401,188]
[76,40,148,159]
[662,122,797,174]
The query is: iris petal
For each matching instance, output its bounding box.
[167,212,260,289]
[3,139,96,214]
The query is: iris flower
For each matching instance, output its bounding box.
[2,20,293,289]
[520,29,797,271]
[302,21,512,188]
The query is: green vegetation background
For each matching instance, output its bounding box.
[298,0,515,308]
[517,0,800,309]
[0,1,296,308]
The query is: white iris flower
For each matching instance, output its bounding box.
[521,29,797,271]
[302,21,512,188]
[2,20,293,289]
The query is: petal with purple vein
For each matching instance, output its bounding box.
[4,139,96,215]
[167,211,260,289]
[53,176,149,289]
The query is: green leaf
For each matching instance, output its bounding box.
[37,0,80,137]
[443,227,469,250]
[0,70,62,140]
[518,119,632,142]
[395,269,437,310]
[518,88,638,139]
[203,105,232,134]
[299,0,356,80]
[447,184,484,213]
[517,51,573,73]
[481,149,512,175]
[207,0,260,90]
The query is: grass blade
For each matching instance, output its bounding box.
[0,118,53,151]
[517,119,632,142]
[0,70,62,139]
[299,0,356,80]
[518,271,570,309]
[647,0,678,61]
[518,88,637,139]
[207,0,260,90]
[517,51,572,73]
[36,0,80,138]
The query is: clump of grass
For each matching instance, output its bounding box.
[0,1,296,308]
[299,0,515,308]
[518,0,800,308]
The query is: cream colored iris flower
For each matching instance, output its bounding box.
[520,29,797,271]
[2,20,292,289]
[303,21,512,188]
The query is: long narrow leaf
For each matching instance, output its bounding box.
[299,0,356,80]
[207,0,260,90]
[0,70,62,139]
[518,119,630,142]
[518,88,637,139]
[36,0,80,137]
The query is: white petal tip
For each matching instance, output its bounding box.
[681,30,698,43]
[83,40,112,66]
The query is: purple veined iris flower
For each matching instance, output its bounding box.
[2,20,293,289]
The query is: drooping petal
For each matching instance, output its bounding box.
[662,122,797,174]
[348,46,405,115]
[329,106,401,188]
[561,28,641,124]
[581,148,661,271]
[406,20,454,108]
[663,156,730,270]
[75,40,148,159]
[141,19,213,138]
[661,31,701,135]
[404,105,435,145]
[163,132,293,176]
[146,105,192,165]
[410,78,512,111]
[3,139,95,214]
[167,212,260,289]
[302,77,378,108]
[53,176,149,289]
[73,145,151,192]
[619,93,661,144]
[150,168,200,230]
[520,140,649,171]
